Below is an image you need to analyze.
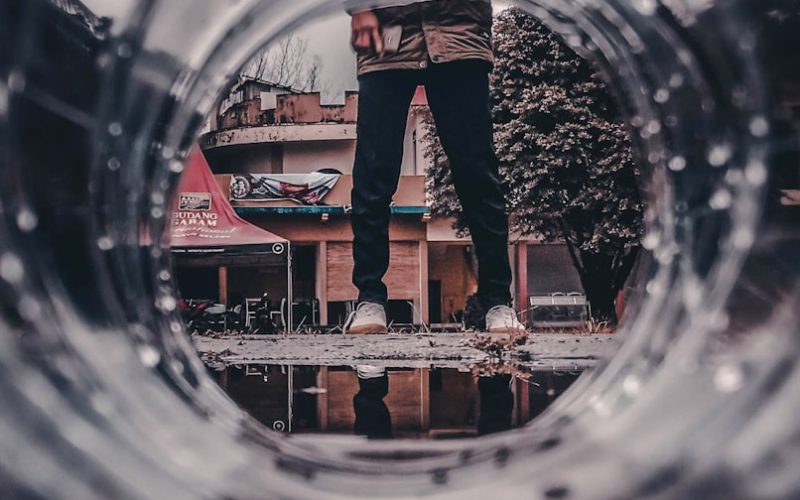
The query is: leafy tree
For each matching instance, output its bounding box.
[422,8,643,323]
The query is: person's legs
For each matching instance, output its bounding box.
[353,365,392,438]
[351,70,419,306]
[424,60,513,310]
[478,374,514,435]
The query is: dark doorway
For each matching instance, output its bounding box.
[176,266,219,300]
[428,280,442,323]
[387,300,414,324]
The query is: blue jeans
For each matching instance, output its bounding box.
[351,60,512,310]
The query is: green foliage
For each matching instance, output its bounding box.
[422,8,644,321]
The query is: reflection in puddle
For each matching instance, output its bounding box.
[209,365,580,439]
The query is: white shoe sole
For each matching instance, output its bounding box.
[487,326,528,336]
[346,323,388,334]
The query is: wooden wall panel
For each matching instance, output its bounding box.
[326,242,420,303]
[326,369,424,433]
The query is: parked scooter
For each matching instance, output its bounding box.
[180,299,239,333]
[250,293,278,334]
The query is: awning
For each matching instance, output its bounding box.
[170,148,288,263]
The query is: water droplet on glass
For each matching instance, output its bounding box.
[95,52,111,69]
[117,43,132,58]
[732,228,754,249]
[623,375,641,396]
[97,236,114,250]
[709,189,732,210]
[654,246,675,265]
[653,88,669,103]
[710,311,730,331]
[645,279,664,296]
[157,295,177,312]
[18,295,41,321]
[8,70,26,92]
[731,87,748,107]
[738,34,755,52]
[714,364,744,393]
[0,253,24,284]
[16,209,38,232]
[684,280,704,307]
[748,116,769,137]
[151,192,165,205]
[589,394,610,417]
[108,122,123,137]
[641,232,660,250]
[151,207,164,219]
[724,168,743,185]
[138,345,161,368]
[707,144,731,167]
[169,160,185,173]
[668,156,686,172]
[668,73,684,88]
[158,270,172,281]
[633,0,657,15]
[745,160,767,185]
[90,394,114,416]
[161,147,175,160]
[107,157,121,171]
[0,83,8,115]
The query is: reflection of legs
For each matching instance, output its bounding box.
[351,71,419,306]
[424,61,512,310]
[478,375,514,436]
[353,366,392,438]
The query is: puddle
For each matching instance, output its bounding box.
[207,364,581,439]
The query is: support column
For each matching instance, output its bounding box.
[218,266,228,304]
[419,240,429,326]
[514,243,528,323]
[317,367,329,431]
[516,378,530,425]
[218,367,228,391]
[419,369,430,432]
[316,241,328,325]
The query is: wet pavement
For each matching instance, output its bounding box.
[194,332,614,371]
[197,333,609,439]
[208,364,582,439]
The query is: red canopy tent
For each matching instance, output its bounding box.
[170,148,293,328]
[171,149,288,259]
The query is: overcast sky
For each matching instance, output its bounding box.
[80,1,511,103]
[299,12,359,104]
[296,3,511,103]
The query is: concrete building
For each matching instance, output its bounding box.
[195,78,583,327]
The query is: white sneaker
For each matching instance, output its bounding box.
[485,305,526,335]
[354,365,386,379]
[344,302,387,334]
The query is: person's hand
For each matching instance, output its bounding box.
[351,10,383,56]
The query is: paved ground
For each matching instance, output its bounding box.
[193,332,616,372]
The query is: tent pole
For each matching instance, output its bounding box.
[287,242,293,333]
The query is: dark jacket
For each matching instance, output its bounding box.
[356,0,494,76]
